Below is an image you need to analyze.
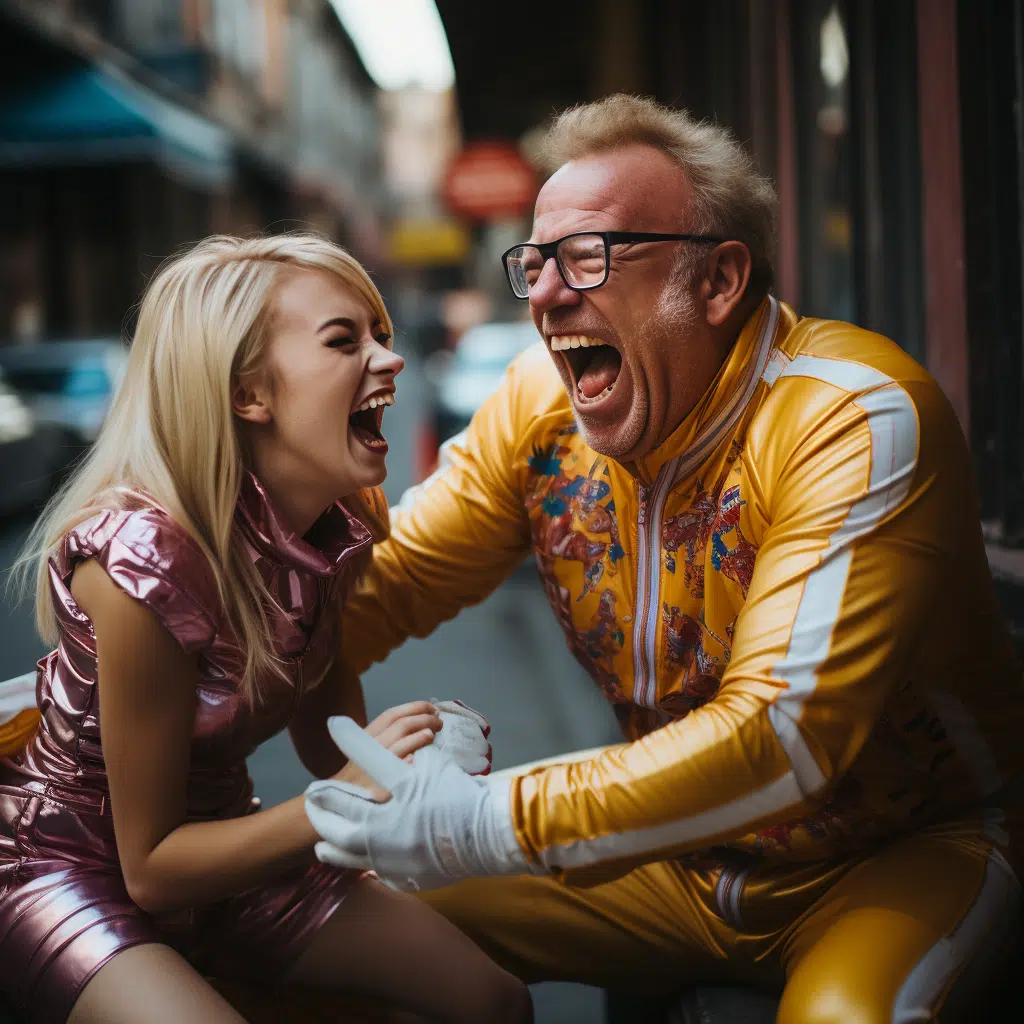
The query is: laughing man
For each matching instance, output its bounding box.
[306,95,1023,1022]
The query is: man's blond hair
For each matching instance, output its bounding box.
[540,94,778,300]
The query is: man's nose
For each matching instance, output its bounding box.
[528,257,581,316]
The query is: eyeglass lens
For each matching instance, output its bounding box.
[505,234,607,298]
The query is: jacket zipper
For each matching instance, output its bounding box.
[632,458,680,708]
[629,296,781,711]
[714,862,753,930]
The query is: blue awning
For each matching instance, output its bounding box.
[0,63,233,189]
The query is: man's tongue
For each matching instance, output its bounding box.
[577,348,621,399]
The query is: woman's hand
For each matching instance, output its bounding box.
[333,701,441,799]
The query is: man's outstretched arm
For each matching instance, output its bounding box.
[340,348,552,673]
[307,368,965,891]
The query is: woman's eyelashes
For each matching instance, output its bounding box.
[324,332,391,348]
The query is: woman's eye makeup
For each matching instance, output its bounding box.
[324,329,390,347]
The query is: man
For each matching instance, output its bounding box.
[305,95,1023,1021]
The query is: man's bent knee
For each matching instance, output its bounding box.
[778,971,894,1024]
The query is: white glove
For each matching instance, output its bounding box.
[304,716,531,892]
[429,699,491,776]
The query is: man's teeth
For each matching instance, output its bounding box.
[353,393,395,413]
[549,335,610,352]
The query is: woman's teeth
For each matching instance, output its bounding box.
[353,393,395,413]
[550,335,610,351]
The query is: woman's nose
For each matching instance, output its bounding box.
[369,342,404,377]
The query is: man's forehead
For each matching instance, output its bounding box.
[531,145,689,241]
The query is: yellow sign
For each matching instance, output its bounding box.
[387,218,470,266]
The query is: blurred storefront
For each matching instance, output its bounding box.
[0,0,387,343]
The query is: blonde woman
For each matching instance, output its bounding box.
[0,235,532,1024]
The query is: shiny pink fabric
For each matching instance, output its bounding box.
[0,473,370,1022]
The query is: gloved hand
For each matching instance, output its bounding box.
[429,699,491,775]
[304,716,531,892]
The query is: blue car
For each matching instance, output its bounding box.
[0,340,128,516]
[0,339,128,447]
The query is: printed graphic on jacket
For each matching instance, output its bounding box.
[526,430,627,702]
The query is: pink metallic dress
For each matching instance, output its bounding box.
[0,472,371,1023]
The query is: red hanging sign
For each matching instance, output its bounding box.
[442,141,538,223]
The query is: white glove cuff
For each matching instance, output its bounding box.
[479,775,533,877]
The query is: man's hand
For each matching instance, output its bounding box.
[304,717,531,891]
[430,699,492,775]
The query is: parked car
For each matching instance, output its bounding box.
[414,320,542,578]
[0,366,67,518]
[0,339,128,449]
[425,320,541,454]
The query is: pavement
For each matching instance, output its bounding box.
[0,349,620,1023]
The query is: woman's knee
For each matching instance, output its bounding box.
[456,969,533,1024]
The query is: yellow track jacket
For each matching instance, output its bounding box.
[341,296,1024,885]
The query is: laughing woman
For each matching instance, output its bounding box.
[0,235,532,1024]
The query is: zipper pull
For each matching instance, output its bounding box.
[638,483,649,526]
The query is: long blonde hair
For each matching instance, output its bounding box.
[13,233,393,704]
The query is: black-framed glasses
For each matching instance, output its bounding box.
[500,231,725,299]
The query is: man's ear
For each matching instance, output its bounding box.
[232,374,272,425]
[700,241,752,327]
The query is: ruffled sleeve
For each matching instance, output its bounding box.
[64,506,222,654]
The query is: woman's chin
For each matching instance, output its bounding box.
[343,436,389,486]
[348,457,388,490]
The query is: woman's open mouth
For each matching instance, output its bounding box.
[349,390,393,453]
[551,335,622,405]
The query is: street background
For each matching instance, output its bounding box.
[2,2,1024,1022]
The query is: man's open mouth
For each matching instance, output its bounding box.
[550,336,622,402]
[349,390,394,451]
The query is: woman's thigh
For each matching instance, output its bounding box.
[284,876,531,1024]
[68,943,246,1024]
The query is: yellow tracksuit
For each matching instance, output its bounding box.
[342,297,1024,1020]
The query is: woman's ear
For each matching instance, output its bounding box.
[232,375,272,425]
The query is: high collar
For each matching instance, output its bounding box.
[627,295,781,485]
[235,471,372,577]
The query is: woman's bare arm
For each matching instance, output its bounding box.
[288,657,368,778]
[73,558,437,916]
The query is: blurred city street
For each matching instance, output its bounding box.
[0,347,619,1024]
[2,3,1024,1023]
